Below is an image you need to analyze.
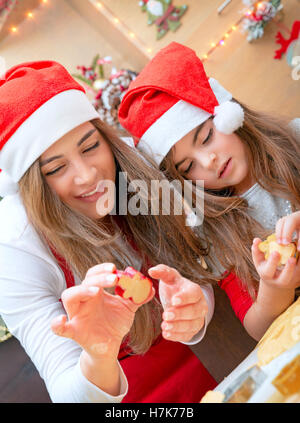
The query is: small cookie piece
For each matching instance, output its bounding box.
[258,233,298,266]
[115,266,153,305]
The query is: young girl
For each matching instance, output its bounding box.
[0,60,219,402]
[119,42,300,342]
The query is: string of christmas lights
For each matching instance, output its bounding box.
[201,18,241,62]
[91,0,246,62]
[201,1,285,62]
[7,0,289,63]
[8,0,153,59]
[9,0,48,34]
[10,0,153,59]
[90,0,153,59]
[201,3,258,62]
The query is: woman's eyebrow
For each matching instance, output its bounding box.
[77,128,97,147]
[40,128,97,166]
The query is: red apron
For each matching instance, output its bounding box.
[50,247,216,402]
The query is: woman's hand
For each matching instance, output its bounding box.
[51,262,155,359]
[275,211,300,251]
[252,238,300,290]
[148,264,208,343]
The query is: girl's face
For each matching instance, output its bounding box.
[40,121,116,220]
[172,118,253,194]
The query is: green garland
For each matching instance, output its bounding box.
[0,315,11,342]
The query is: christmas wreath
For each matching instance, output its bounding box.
[242,0,282,42]
[73,54,138,131]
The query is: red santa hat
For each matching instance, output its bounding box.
[119,42,244,165]
[0,60,100,197]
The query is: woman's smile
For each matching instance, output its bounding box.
[75,181,107,203]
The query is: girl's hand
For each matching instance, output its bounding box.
[148,264,208,343]
[252,238,300,290]
[275,211,300,251]
[51,263,155,358]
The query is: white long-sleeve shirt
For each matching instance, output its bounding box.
[0,193,214,402]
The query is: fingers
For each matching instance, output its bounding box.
[276,217,286,244]
[83,263,118,290]
[171,283,204,307]
[162,330,200,343]
[160,297,207,342]
[83,272,118,288]
[61,284,100,304]
[277,257,300,288]
[83,263,118,289]
[161,304,205,342]
[51,314,74,339]
[85,263,116,277]
[251,238,266,268]
[275,212,300,245]
[61,284,100,318]
[261,251,281,280]
[148,264,181,285]
[252,238,281,279]
[162,301,207,323]
[161,317,205,334]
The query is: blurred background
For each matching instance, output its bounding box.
[0,0,299,128]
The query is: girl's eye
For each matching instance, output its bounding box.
[45,141,100,176]
[202,128,212,145]
[184,161,194,174]
[45,165,65,176]
[83,141,100,153]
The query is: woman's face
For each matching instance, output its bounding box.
[172,118,253,194]
[40,121,116,220]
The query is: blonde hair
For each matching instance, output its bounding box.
[19,118,216,354]
[161,102,300,298]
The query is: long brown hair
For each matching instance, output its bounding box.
[160,101,300,298]
[19,118,216,354]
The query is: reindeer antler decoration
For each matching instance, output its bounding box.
[274,20,300,59]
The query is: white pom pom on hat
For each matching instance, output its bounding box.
[213,100,244,135]
[119,42,244,166]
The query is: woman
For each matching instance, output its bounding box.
[0,60,217,402]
